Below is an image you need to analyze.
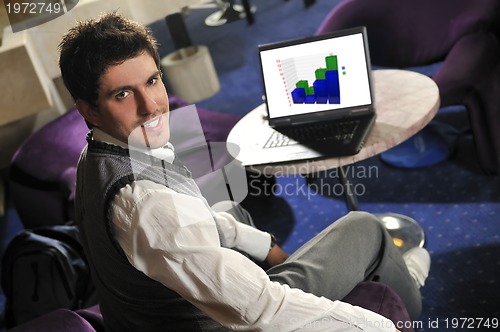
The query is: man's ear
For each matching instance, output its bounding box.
[75,99,100,127]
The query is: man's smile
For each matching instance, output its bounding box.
[143,117,160,129]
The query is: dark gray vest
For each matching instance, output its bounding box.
[75,136,230,332]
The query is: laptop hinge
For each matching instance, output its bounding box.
[271,118,292,127]
[350,107,371,114]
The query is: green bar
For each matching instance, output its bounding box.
[325,55,338,71]
[296,80,309,90]
[315,68,327,80]
[307,86,315,95]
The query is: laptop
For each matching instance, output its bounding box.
[237,26,376,166]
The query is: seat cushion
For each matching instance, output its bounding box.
[76,305,104,332]
[343,281,414,332]
[8,308,97,332]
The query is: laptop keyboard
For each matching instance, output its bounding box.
[264,120,360,148]
[264,131,299,148]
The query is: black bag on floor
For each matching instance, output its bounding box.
[1,225,97,328]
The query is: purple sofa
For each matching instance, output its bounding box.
[9,282,414,332]
[316,0,500,174]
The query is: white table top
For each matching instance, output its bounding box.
[227,69,440,175]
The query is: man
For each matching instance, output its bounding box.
[59,13,430,331]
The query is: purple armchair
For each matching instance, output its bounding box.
[9,282,415,332]
[8,305,104,332]
[316,0,500,174]
[8,96,241,229]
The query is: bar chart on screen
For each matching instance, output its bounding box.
[261,31,371,119]
[275,53,347,107]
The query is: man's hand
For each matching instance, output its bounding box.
[265,244,289,267]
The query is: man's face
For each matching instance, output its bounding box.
[87,52,170,149]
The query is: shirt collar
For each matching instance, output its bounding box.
[92,128,175,163]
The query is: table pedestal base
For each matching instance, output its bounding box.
[376,213,425,253]
[338,167,425,253]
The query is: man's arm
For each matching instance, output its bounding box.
[266,243,289,267]
[211,208,289,266]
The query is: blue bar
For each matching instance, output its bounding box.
[325,70,340,104]
[316,96,328,104]
[313,80,327,103]
[329,95,340,104]
[291,88,306,103]
[313,79,327,97]
[304,95,316,104]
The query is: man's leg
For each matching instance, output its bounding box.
[213,202,422,319]
[266,211,422,320]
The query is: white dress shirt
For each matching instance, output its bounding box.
[93,128,395,331]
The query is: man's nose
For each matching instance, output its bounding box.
[137,90,158,114]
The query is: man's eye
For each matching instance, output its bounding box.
[148,77,158,85]
[116,91,129,99]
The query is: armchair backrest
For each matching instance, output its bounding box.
[316,0,500,67]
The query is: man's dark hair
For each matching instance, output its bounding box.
[58,12,161,106]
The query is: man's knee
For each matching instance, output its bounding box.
[341,211,384,234]
[334,211,387,248]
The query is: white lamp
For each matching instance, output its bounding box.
[161,45,220,103]
[126,0,221,103]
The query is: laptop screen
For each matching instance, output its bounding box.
[259,27,373,123]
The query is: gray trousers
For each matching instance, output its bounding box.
[215,202,422,320]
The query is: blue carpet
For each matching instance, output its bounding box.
[152,0,500,330]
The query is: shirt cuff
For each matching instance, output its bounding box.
[234,224,271,262]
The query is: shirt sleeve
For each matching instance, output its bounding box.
[213,210,271,261]
[112,180,396,332]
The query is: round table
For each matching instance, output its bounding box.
[228,69,440,174]
[228,69,440,252]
